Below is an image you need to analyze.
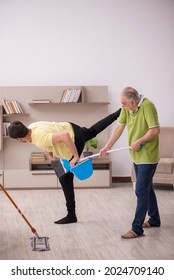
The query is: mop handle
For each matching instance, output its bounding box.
[79,144,145,162]
[79,146,131,162]
[0,184,40,238]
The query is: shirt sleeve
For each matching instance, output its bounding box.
[144,102,159,128]
[117,108,127,125]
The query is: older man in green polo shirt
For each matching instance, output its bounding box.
[100,86,161,239]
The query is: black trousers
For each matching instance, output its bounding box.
[59,109,121,213]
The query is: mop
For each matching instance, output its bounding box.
[0,184,50,251]
[52,146,132,180]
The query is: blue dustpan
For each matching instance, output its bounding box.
[53,158,93,180]
[71,159,93,180]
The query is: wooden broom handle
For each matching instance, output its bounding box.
[0,184,39,238]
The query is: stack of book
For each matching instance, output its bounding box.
[31,152,46,162]
[1,99,24,114]
[60,89,82,103]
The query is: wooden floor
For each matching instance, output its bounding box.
[0,183,174,260]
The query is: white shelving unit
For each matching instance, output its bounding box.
[29,158,112,189]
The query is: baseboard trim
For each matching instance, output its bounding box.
[112,176,132,183]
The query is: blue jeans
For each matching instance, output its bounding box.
[132,163,161,235]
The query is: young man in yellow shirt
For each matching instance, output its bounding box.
[8,109,121,224]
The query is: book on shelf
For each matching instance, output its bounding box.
[15,101,24,114]
[8,101,16,114]
[3,122,11,136]
[1,99,10,114]
[1,99,24,114]
[31,99,51,104]
[60,89,82,103]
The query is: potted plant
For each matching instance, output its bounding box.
[83,138,99,157]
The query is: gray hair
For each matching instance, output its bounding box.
[121,87,141,103]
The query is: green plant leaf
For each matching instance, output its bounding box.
[85,138,98,151]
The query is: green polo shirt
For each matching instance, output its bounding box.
[117,98,159,164]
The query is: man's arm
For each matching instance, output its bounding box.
[100,124,125,157]
[131,126,160,151]
[45,151,54,160]
[52,131,79,166]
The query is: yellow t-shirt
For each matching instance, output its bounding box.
[28,121,75,160]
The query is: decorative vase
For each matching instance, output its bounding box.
[83,151,93,158]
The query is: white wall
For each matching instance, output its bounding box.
[0,0,173,176]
